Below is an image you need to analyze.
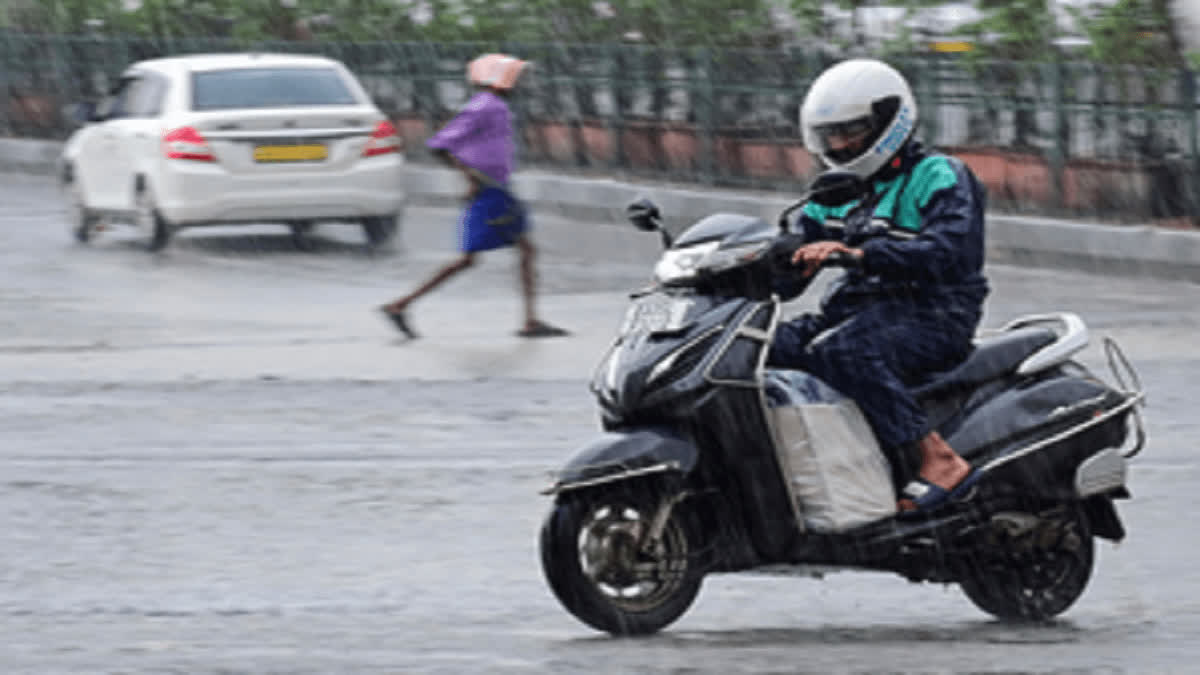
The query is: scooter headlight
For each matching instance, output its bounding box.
[654,241,719,283]
[694,240,771,274]
[653,240,769,283]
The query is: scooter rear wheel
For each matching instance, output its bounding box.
[539,484,703,635]
[958,503,1095,621]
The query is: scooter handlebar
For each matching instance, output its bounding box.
[766,238,862,275]
[822,251,862,269]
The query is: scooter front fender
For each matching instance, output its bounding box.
[541,426,698,495]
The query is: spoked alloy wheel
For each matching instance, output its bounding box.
[959,504,1094,621]
[540,486,703,635]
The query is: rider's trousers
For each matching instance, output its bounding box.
[766,297,980,484]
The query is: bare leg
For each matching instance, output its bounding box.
[897,430,971,510]
[516,236,538,329]
[512,236,566,337]
[383,253,475,313]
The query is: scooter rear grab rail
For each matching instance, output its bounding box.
[1103,336,1146,458]
[976,313,1146,462]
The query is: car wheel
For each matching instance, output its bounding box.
[289,222,318,252]
[134,187,172,252]
[66,178,99,244]
[362,212,399,250]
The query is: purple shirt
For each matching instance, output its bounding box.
[426,91,515,185]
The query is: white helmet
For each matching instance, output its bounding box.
[800,58,918,180]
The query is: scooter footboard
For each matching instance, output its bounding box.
[542,426,698,495]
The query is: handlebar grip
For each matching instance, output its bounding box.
[822,251,862,269]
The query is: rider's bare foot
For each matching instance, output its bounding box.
[897,433,973,512]
[919,454,971,491]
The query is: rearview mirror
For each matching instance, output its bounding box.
[808,171,867,207]
[777,171,871,232]
[626,198,661,232]
[625,198,673,248]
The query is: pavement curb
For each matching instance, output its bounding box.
[0,137,64,179]
[5,136,1198,282]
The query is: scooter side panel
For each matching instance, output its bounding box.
[944,373,1123,461]
[944,371,1132,498]
[981,411,1132,499]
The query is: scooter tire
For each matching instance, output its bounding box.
[539,486,703,636]
[958,502,1095,621]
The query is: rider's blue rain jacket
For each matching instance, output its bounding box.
[794,141,989,315]
[768,141,991,463]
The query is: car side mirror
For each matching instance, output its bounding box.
[626,198,673,248]
[808,170,868,207]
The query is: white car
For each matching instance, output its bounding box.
[59,52,405,251]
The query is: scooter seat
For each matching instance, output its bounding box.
[912,326,1058,400]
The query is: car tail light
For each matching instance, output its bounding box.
[163,126,215,161]
[363,120,402,157]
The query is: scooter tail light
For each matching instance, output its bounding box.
[163,126,215,162]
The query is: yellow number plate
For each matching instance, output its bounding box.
[253,144,328,162]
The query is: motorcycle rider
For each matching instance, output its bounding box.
[768,58,989,515]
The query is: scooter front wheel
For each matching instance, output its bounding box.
[539,484,703,635]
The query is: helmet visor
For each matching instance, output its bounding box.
[811,116,876,163]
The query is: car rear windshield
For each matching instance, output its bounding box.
[191,67,359,110]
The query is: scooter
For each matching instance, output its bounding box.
[537,172,1146,636]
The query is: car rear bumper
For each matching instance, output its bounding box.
[154,156,405,225]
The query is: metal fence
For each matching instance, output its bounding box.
[3,31,1198,218]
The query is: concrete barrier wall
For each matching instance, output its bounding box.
[4,137,1197,282]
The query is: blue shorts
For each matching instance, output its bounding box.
[458,186,529,253]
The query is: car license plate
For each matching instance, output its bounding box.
[620,294,692,335]
[253,144,328,163]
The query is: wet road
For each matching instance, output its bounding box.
[1,173,1198,674]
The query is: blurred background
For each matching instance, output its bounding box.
[3,5,1198,671]
[2,0,1198,224]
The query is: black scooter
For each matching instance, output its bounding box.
[538,173,1146,636]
